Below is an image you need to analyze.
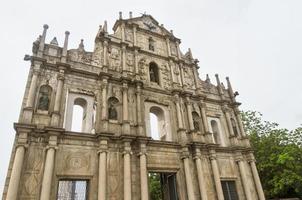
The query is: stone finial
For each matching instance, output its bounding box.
[188,48,193,60]
[43,24,49,30]
[103,21,108,33]
[50,37,58,46]
[129,11,133,19]
[38,24,49,57]
[170,30,173,35]
[78,39,85,51]
[61,31,70,62]
[119,11,123,19]
[205,74,211,83]
[215,74,220,86]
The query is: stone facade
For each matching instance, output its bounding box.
[2,12,265,200]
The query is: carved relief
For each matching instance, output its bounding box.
[170,42,177,56]
[68,49,93,64]
[109,47,121,71]
[64,153,90,171]
[125,29,133,42]
[183,67,194,88]
[24,173,39,195]
[126,53,134,72]
[138,57,148,81]
[161,63,171,89]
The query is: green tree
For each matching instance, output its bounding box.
[241,111,302,198]
[149,173,162,200]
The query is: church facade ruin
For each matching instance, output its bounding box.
[3,12,265,200]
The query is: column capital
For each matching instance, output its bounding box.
[46,145,58,150]
[221,104,231,113]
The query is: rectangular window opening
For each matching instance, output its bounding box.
[221,180,239,200]
[57,180,88,200]
[148,172,178,200]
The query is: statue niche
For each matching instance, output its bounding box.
[192,112,200,132]
[108,97,119,120]
[37,85,52,111]
[149,62,159,85]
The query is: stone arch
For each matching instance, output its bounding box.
[37,84,52,111]
[149,106,166,140]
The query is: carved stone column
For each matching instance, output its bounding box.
[40,133,58,200]
[222,105,238,146]
[122,45,126,73]
[248,154,265,200]
[101,77,109,132]
[199,102,212,143]
[6,129,28,200]
[95,81,102,133]
[192,65,200,90]
[139,141,149,200]
[174,94,184,129]
[61,31,70,63]
[209,150,224,200]
[122,82,130,134]
[236,154,252,200]
[136,82,144,135]
[185,96,194,131]
[193,148,208,200]
[103,40,109,70]
[23,62,41,123]
[98,139,108,200]
[234,108,246,137]
[176,40,181,60]
[165,37,171,56]
[37,24,48,57]
[134,49,139,78]
[123,141,132,200]
[133,25,137,46]
[182,149,196,200]
[179,63,185,87]
[51,68,65,126]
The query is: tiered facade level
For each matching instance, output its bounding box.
[3,13,265,200]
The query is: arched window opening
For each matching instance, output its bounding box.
[149,106,166,141]
[108,97,119,120]
[71,98,87,132]
[150,113,159,140]
[149,37,155,51]
[211,120,220,144]
[37,85,52,111]
[231,118,238,136]
[149,62,159,84]
[192,112,200,132]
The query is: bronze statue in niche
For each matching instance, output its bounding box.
[108,97,119,120]
[37,85,52,111]
[149,62,159,84]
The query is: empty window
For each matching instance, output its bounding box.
[149,62,159,84]
[150,106,167,141]
[149,172,178,200]
[37,84,52,111]
[108,97,119,120]
[71,98,87,132]
[57,180,88,200]
[231,118,238,136]
[221,181,239,200]
[211,120,220,144]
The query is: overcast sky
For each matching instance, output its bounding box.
[0,0,301,193]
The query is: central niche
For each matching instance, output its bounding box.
[149,62,160,85]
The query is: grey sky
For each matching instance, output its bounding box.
[0,0,301,193]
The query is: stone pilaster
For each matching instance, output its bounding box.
[98,139,108,200]
[60,31,70,63]
[165,36,171,57]
[103,40,109,70]
[6,127,29,200]
[122,44,127,76]
[209,150,224,200]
